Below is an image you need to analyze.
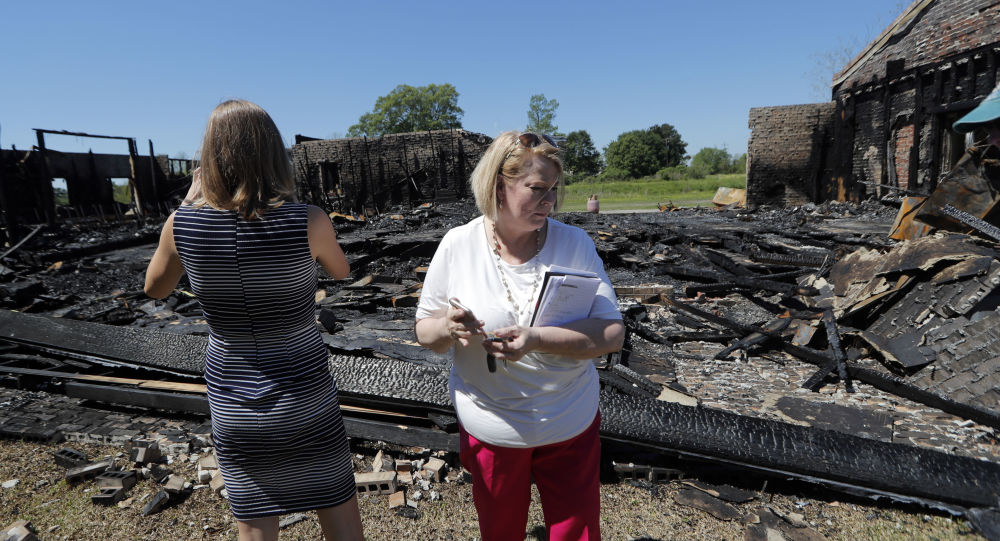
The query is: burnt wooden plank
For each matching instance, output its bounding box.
[600,390,1000,509]
[0,310,205,375]
[822,309,854,392]
[64,382,210,414]
[342,417,458,452]
[715,317,791,360]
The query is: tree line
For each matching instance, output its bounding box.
[345,83,745,182]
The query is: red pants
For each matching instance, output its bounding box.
[459,413,602,541]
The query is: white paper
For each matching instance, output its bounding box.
[530,267,601,327]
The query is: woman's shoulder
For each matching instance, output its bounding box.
[304,204,327,220]
[547,218,591,244]
[441,215,485,243]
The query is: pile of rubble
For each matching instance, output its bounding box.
[2,196,1000,537]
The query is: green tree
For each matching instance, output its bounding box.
[604,130,669,178]
[561,130,603,177]
[347,83,463,137]
[648,123,688,167]
[689,147,734,175]
[526,94,560,135]
[731,153,747,173]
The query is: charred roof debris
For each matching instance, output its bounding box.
[2,192,1000,536]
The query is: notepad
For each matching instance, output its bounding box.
[529,265,602,327]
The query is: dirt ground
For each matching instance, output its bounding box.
[0,438,982,541]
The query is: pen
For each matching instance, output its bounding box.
[449,297,498,373]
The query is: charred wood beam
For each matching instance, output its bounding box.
[686,269,822,299]
[750,250,830,268]
[599,391,1000,510]
[802,358,841,392]
[64,381,209,414]
[703,249,753,276]
[33,129,135,142]
[662,331,741,344]
[715,317,792,360]
[342,417,458,452]
[659,265,818,297]
[940,204,1000,242]
[684,283,743,297]
[0,310,205,375]
[0,225,44,261]
[823,309,853,393]
[61,382,460,451]
[803,311,855,393]
[661,297,1000,429]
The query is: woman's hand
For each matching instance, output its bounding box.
[182,167,203,204]
[482,319,625,363]
[481,325,539,363]
[447,305,485,348]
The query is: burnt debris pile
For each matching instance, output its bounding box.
[1,198,1000,535]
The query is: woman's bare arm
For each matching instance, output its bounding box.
[144,212,185,299]
[308,205,349,279]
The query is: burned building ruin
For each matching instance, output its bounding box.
[0,130,192,246]
[747,0,1000,208]
[0,128,491,248]
[290,129,492,216]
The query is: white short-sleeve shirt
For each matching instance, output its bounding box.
[416,216,621,447]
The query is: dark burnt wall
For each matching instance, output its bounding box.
[291,129,492,214]
[831,0,1000,200]
[747,103,835,208]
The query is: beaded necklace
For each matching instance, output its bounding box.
[490,221,543,319]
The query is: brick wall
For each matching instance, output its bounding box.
[894,124,914,190]
[291,129,492,214]
[746,103,835,208]
[837,0,1000,87]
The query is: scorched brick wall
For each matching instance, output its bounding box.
[747,103,835,209]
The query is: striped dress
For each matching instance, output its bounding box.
[172,202,356,520]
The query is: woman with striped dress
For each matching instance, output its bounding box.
[144,99,363,541]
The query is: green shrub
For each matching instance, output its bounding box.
[657,165,687,180]
[685,163,709,179]
[598,167,632,181]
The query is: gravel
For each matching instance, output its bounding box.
[0,437,983,540]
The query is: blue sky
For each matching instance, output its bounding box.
[0,1,906,161]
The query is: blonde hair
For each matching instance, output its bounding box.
[470,130,564,221]
[197,99,295,219]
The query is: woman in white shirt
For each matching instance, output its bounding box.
[415,131,624,541]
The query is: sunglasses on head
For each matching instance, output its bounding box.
[517,132,558,149]
[497,132,558,178]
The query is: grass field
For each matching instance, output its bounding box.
[560,173,746,212]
